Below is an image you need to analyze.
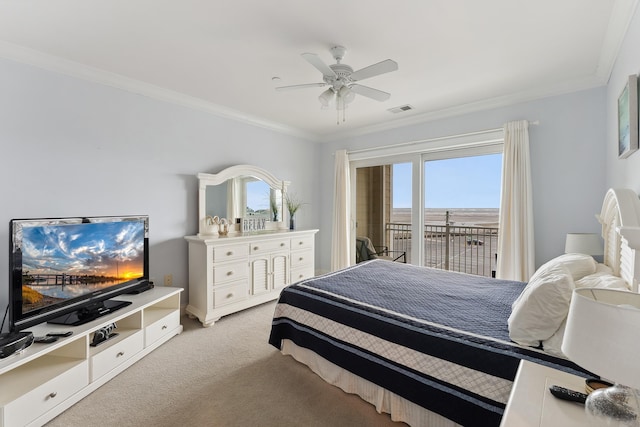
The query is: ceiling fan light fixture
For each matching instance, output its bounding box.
[318,88,335,108]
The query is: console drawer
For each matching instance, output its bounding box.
[213,281,250,307]
[250,239,289,255]
[145,310,180,346]
[90,331,144,381]
[2,358,88,427]
[212,261,248,284]
[212,244,249,262]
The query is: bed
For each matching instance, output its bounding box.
[268,188,640,426]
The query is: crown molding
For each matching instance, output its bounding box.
[319,75,607,142]
[0,41,320,142]
[596,0,640,82]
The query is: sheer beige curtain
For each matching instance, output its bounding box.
[331,149,351,271]
[497,120,535,281]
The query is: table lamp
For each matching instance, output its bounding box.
[562,288,640,423]
[565,233,604,256]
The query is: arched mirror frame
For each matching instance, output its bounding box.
[198,165,290,236]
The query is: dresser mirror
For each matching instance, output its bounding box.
[198,165,290,235]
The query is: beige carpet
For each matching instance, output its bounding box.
[46,301,402,427]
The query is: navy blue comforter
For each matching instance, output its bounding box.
[269,260,588,426]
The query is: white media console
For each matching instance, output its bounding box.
[0,286,183,427]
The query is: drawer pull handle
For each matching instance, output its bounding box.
[227,271,234,276]
[299,241,304,245]
[227,293,234,298]
[299,257,304,261]
[47,392,57,399]
[254,246,259,250]
[299,274,304,278]
[226,251,233,256]
[117,351,125,357]
[162,325,168,330]
[280,243,285,246]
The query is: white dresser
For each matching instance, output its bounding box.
[185,229,318,326]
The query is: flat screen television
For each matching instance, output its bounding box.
[9,215,151,331]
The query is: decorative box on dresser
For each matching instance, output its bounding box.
[185,229,318,327]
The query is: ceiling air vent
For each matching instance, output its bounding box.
[388,104,414,114]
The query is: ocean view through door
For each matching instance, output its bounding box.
[355,153,502,277]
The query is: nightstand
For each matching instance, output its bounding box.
[500,359,602,426]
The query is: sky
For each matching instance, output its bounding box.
[393,153,502,208]
[20,221,145,279]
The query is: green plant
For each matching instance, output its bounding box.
[285,193,304,216]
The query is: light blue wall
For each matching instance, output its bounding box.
[605,5,640,193]
[317,87,608,273]
[0,58,320,321]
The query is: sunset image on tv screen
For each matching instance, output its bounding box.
[19,220,145,310]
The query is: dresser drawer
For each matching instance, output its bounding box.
[145,310,180,346]
[291,235,314,250]
[212,244,249,262]
[2,359,88,427]
[213,281,250,307]
[291,249,313,269]
[213,260,248,284]
[90,331,144,381]
[291,265,315,283]
[250,239,289,255]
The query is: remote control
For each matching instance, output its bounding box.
[549,385,588,404]
[47,331,73,337]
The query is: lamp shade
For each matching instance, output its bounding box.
[564,233,604,256]
[318,88,335,108]
[562,288,640,389]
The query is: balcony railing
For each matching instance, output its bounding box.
[386,221,499,278]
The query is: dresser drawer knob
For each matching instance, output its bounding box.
[47,392,57,399]
[162,325,168,330]
[280,242,285,246]
[299,241,304,245]
[227,293,234,299]
[227,271,234,276]
[117,351,125,357]
[299,257,304,261]
[254,246,259,250]
[226,251,234,256]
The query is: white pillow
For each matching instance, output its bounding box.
[546,253,597,281]
[595,263,613,274]
[541,318,567,358]
[575,272,629,290]
[508,263,575,346]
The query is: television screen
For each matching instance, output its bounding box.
[9,215,150,331]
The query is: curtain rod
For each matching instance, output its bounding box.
[344,120,539,156]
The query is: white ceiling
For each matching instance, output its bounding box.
[0,0,635,141]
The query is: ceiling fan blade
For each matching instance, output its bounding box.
[350,84,391,102]
[350,59,398,82]
[301,53,337,78]
[276,82,326,91]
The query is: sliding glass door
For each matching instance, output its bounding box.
[352,143,502,277]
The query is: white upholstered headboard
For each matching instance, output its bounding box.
[597,188,640,292]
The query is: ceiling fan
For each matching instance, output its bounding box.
[276,46,398,123]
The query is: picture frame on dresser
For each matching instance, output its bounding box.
[618,74,638,159]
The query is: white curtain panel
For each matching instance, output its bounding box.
[497,120,535,282]
[226,178,243,220]
[331,149,351,271]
